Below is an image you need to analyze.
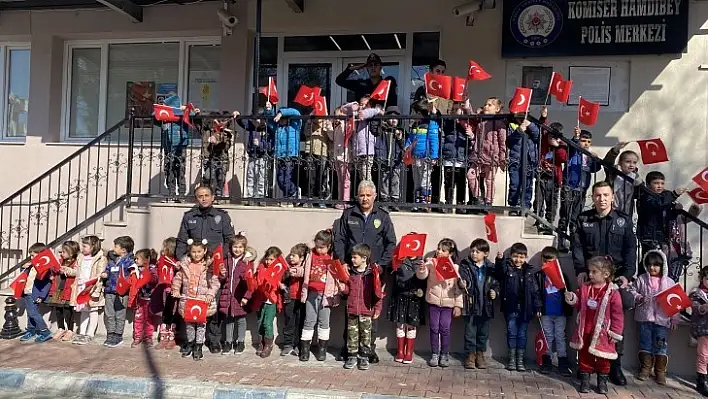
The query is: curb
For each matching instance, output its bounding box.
[0,368,418,399]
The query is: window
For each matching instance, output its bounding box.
[188,45,221,113]
[410,32,440,108]
[5,48,31,138]
[68,48,101,139]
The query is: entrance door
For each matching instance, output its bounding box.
[339,57,403,107]
[283,59,336,111]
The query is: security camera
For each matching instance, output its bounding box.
[217,9,238,28]
[452,0,482,16]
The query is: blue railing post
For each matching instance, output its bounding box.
[126,107,135,208]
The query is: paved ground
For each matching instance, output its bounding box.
[0,338,702,398]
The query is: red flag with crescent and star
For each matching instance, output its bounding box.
[31,248,62,280]
[636,138,669,165]
[451,77,467,102]
[398,233,427,258]
[157,255,177,285]
[484,213,498,243]
[549,72,573,104]
[370,80,391,102]
[578,97,600,126]
[9,270,29,299]
[535,329,549,365]
[263,255,288,287]
[76,278,99,305]
[509,87,532,114]
[372,264,384,299]
[655,284,691,317]
[259,76,279,103]
[326,259,350,282]
[212,244,224,276]
[313,95,328,116]
[692,166,708,193]
[424,72,452,99]
[391,244,402,271]
[184,298,208,324]
[293,85,317,107]
[434,257,458,281]
[153,104,180,122]
[115,268,131,296]
[467,60,491,81]
[542,259,566,290]
[688,187,708,205]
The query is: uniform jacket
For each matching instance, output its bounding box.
[176,206,236,259]
[333,204,397,269]
[341,265,383,317]
[69,252,108,308]
[568,282,624,360]
[494,258,543,320]
[416,258,463,309]
[458,257,499,317]
[268,108,302,159]
[172,258,220,318]
[632,249,680,328]
[468,118,507,168]
[335,71,397,107]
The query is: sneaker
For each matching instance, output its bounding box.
[343,357,357,369]
[235,341,245,355]
[35,330,53,343]
[358,357,370,371]
[428,353,440,367]
[103,334,114,347]
[76,335,91,346]
[73,334,87,345]
[438,353,450,368]
[106,335,124,348]
[280,345,294,356]
[19,331,36,342]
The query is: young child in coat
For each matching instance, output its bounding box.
[458,238,498,369]
[507,116,540,210]
[406,100,440,209]
[218,233,255,355]
[131,248,158,347]
[328,106,353,209]
[268,105,303,202]
[281,243,308,356]
[19,243,53,343]
[153,237,179,350]
[375,106,405,209]
[101,235,135,348]
[341,244,383,370]
[416,238,463,368]
[535,123,567,233]
[388,254,427,364]
[538,246,573,376]
[172,239,220,361]
[602,142,642,216]
[467,97,507,207]
[690,266,708,396]
[632,249,680,384]
[565,256,624,394]
[47,241,79,342]
[250,246,284,358]
[71,235,107,345]
[237,106,273,202]
[442,102,472,212]
[495,242,543,372]
[201,113,233,199]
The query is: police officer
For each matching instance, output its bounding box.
[571,181,637,386]
[335,53,398,107]
[334,180,397,364]
[176,185,236,354]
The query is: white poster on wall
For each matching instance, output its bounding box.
[189,71,220,111]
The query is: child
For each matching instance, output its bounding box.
[690,266,708,396]
[100,236,135,348]
[388,253,427,364]
[442,102,471,213]
[538,246,573,376]
[495,242,542,372]
[132,248,158,348]
[281,243,308,356]
[327,106,352,209]
[251,246,284,358]
[299,230,341,361]
[268,105,302,204]
[172,238,219,361]
[467,97,506,207]
[201,113,233,199]
[237,106,272,203]
[341,244,383,370]
[346,97,383,183]
[19,243,53,343]
[407,100,440,209]
[565,256,624,394]
[70,235,107,345]
[47,241,79,342]
[153,237,179,350]
[507,116,540,210]
[535,123,567,234]
[416,238,463,368]
[632,250,680,384]
[302,111,333,208]
[603,142,642,215]
[218,233,255,355]
[157,95,195,202]
[558,127,601,251]
[374,106,405,210]
[458,238,499,369]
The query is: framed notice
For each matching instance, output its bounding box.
[521,66,553,105]
[125,81,155,127]
[567,66,611,106]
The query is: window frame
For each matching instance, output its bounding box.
[0,43,31,142]
[61,37,220,143]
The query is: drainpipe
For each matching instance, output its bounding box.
[252,0,262,111]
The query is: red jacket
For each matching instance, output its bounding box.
[341,265,383,317]
[568,282,624,360]
[539,144,568,185]
[49,261,77,301]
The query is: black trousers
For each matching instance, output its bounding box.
[206,288,223,345]
[431,164,442,205]
[162,293,178,326]
[283,300,304,348]
[558,187,586,236]
[444,166,467,205]
[164,148,187,196]
[306,154,331,200]
[203,157,227,197]
[535,175,560,223]
[55,307,75,331]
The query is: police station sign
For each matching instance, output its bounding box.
[501,0,689,57]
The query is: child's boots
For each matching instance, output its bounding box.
[164,326,177,350]
[578,373,591,393]
[697,373,708,396]
[597,374,609,394]
[255,335,264,357]
[516,349,526,372]
[506,348,517,370]
[654,354,668,385]
[316,340,328,361]
[403,338,415,364]
[395,336,405,363]
[299,340,311,361]
[181,342,193,358]
[261,337,274,358]
[636,351,653,381]
[193,343,204,361]
[539,355,553,374]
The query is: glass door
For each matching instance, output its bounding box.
[284,59,336,111]
[339,57,402,107]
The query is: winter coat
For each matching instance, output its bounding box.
[468,118,507,168]
[564,139,601,189]
[495,258,543,320]
[238,112,274,158]
[218,254,253,317]
[49,261,77,302]
[69,252,108,308]
[327,114,352,163]
[441,118,469,164]
[539,144,568,186]
[299,251,341,307]
[636,189,680,243]
[391,258,427,299]
[632,249,680,328]
[568,282,624,360]
[268,108,302,159]
[160,121,191,152]
[690,286,708,339]
[458,257,499,318]
[374,121,405,167]
[136,264,158,300]
[172,258,220,319]
[103,251,135,295]
[507,121,540,170]
[603,146,641,215]
[303,118,333,157]
[351,108,382,157]
[341,265,383,317]
[406,120,440,160]
[416,258,463,309]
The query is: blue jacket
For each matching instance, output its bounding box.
[564,138,601,190]
[374,122,405,166]
[495,258,543,321]
[507,122,540,169]
[268,108,301,158]
[405,120,440,160]
[160,121,191,151]
[103,251,135,295]
[441,119,468,163]
[238,113,274,158]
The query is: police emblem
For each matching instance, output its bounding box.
[373,219,382,229]
[510,0,563,49]
[214,215,222,224]
[616,218,625,228]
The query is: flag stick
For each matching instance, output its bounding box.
[524,89,533,121]
[576,95,581,128]
[267,77,272,102]
[544,72,555,106]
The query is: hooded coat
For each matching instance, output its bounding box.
[632,249,680,328]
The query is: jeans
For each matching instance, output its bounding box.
[257,303,277,338]
[24,295,48,332]
[429,304,452,354]
[223,315,247,343]
[505,313,529,350]
[558,186,587,236]
[638,322,669,355]
[508,165,534,208]
[463,315,490,355]
[302,291,331,341]
[104,293,128,336]
[379,164,401,201]
[306,154,330,200]
[164,147,187,196]
[541,315,567,357]
[276,159,298,198]
[246,157,267,198]
[413,159,432,201]
[282,300,303,348]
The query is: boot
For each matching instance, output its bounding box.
[395,337,405,363]
[193,343,204,361]
[260,337,274,358]
[516,349,526,372]
[255,335,264,357]
[155,326,168,349]
[475,352,488,369]
[636,351,653,381]
[609,356,627,386]
[369,343,379,364]
[540,354,553,374]
[181,342,193,358]
[654,354,668,385]
[336,346,348,362]
[403,338,415,364]
[315,340,328,361]
[299,340,311,362]
[464,353,476,369]
[557,356,572,377]
[597,374,609,394]
[209,341,221,354]
[578,373,591,393]
[221,342,233,355]
[164,329,177,351]
[506,348,517,371]
[697,373,708,397]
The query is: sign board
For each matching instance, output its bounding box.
[502,0,689,57]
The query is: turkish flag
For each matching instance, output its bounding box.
[244,267,258,293]
[403,138,417,166]
[535,329,549,365]
[484,213,498,243]
[692,167,708,193]
[434,257,458,281]
[637,138,669,164]
[509,87,532,114]
[370,80,391,101]
[313,95,328,116]
[134,268,152,290]
[75,278,99,305]
[10,270,29,299]
[31,248,62,280]
[467,60,491,81]
[343,116,355,147]
[184,298,208,324]
[259,76,279,103]
[157,255,177,285]
[115,269,131,296]
[655,283,691,317]
[688,187,708,205]
[578,97,600,126]
[398,233,427,258]
[372,264,384,299]
[549,72,573,104]
[212,243,224,276]
[293,85,317,107]
[182,103,195,127]
[451,77,467,102]
[391,245,402,271]
[424,73,452,99]
[263,255,288,287]
[326,259,350,282]
[542,259,566,290]
[153,104,180,122]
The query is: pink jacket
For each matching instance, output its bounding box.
[632,250,680,328]
[568,282,624,360]
[416,258,463,309]
[298,251,341,308]
[468,118,507,168]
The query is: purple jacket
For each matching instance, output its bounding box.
[341,103,382,157]
[218,254,253,317]
[632,249,680,328]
